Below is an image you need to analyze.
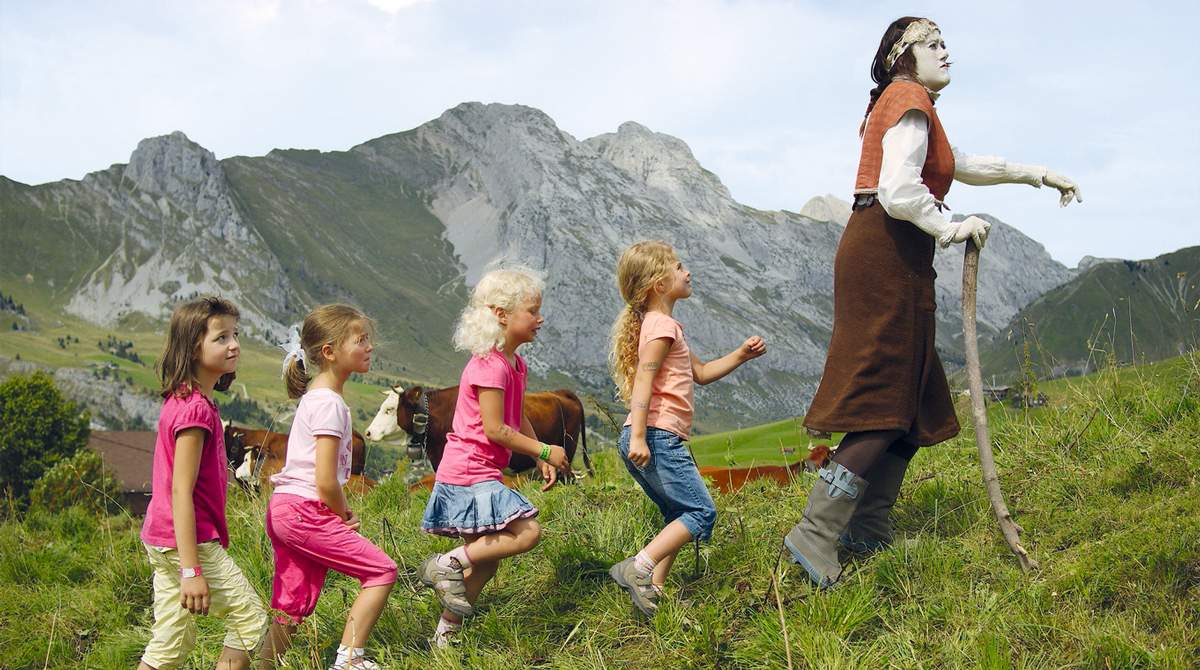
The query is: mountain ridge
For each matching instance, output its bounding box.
[0,102,1080,429]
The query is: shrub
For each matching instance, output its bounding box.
[0,371,90,503]
[29,448,122,515]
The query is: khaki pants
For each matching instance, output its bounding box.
[141,541,267,669]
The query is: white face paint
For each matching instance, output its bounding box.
[364,388,404,442]
[912,30,951,91]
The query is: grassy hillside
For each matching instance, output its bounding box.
[981,246,1200,380]
[223,146,469,384]
[2,353,1196,668]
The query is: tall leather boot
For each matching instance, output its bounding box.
[783,462,868,588]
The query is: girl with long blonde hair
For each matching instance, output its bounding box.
[607,241,766,617]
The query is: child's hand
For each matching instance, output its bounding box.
[627,437,651,469]
[739,336,767,362]
[539,460,559,491]
[181,574,210,615]
[344,509,361,532]
[544,445,570,471]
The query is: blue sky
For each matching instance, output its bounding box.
[1,0,1196,265]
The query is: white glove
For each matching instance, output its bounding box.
[1043,170,1082,207]
[942,215,992,250]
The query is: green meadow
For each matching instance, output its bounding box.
[1,354,1197,668]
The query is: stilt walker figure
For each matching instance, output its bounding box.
[784,16,1081,588]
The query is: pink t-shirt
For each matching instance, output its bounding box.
[436,350,527,486]
[141,389,230,548]
[270,388,353,499]
[624,311,695,439]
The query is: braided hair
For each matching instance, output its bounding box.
[859,16,926,137]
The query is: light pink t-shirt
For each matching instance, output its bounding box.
[624,311,695,439]
[141,389,230,548]
[270,388,353,499]
[436,349,527,486]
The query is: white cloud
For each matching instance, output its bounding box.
[366,0,433,14]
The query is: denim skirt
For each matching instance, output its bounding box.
[421,479,538,538]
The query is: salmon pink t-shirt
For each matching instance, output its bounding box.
[271,388,353,499]
[141,389,230,548]
[436,350,527,486]
[624,311,695,439]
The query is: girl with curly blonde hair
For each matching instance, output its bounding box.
[418,266,571,647]
[607,241,766,617]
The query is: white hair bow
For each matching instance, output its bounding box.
[280,325,305,378]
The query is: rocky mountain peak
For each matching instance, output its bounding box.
[798,194,852,226]
[585,121,732,203]
[124,131,223,201]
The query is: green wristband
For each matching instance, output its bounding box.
[539,443,552,461]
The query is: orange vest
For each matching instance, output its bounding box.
[854,80,955,202]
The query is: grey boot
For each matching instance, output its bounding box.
[783,463,868,588]
[840,451,910,554]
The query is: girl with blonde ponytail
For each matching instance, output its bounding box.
[262,304,397,670]
[606,241,766,618]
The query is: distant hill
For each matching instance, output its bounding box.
[981,246,1200,378]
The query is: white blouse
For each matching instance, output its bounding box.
[876,109,1046,245]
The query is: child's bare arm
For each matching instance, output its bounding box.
[171,427,209,613]
[479,387,568,470]
[690,336,767,385]
[625,338,670,468]
[315,435,351,522]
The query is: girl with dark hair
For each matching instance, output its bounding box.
[139,296,267,670]
[784,17,1082,589]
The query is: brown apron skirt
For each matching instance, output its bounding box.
[804,201,960,446]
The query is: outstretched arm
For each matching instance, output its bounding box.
[690,336,766,385]
[953,147,1082,206]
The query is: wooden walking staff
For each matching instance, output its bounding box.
[961,240,1038,571]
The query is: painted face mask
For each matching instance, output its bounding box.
[885,19,950,91]
[912,30,951,91]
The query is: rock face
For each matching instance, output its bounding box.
[0,131,298,340]
[0,103,1076,429]
[799,194,852,227]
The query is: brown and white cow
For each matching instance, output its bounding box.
[224,425,372,492]
[364,384,592,477]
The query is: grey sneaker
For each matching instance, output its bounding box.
[608,556,659,616]
[419,554,473,617]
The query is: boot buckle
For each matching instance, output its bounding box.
[818,464,860,499]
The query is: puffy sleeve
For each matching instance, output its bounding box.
[952,146,1046,187]
[640,314,678,348]
[173,396,214,438]
[877,110,956,246]
[306,395,347,439]
[466,353,507,391]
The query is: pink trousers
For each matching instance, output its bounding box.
[266,493,397,624]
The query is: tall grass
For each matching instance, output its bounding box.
[1,354,1197,668]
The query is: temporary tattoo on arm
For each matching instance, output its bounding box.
[498,425,517,440]
[641,362,661,371]
[633,401,650,409]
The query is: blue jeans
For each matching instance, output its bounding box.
[618,426,717,541]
